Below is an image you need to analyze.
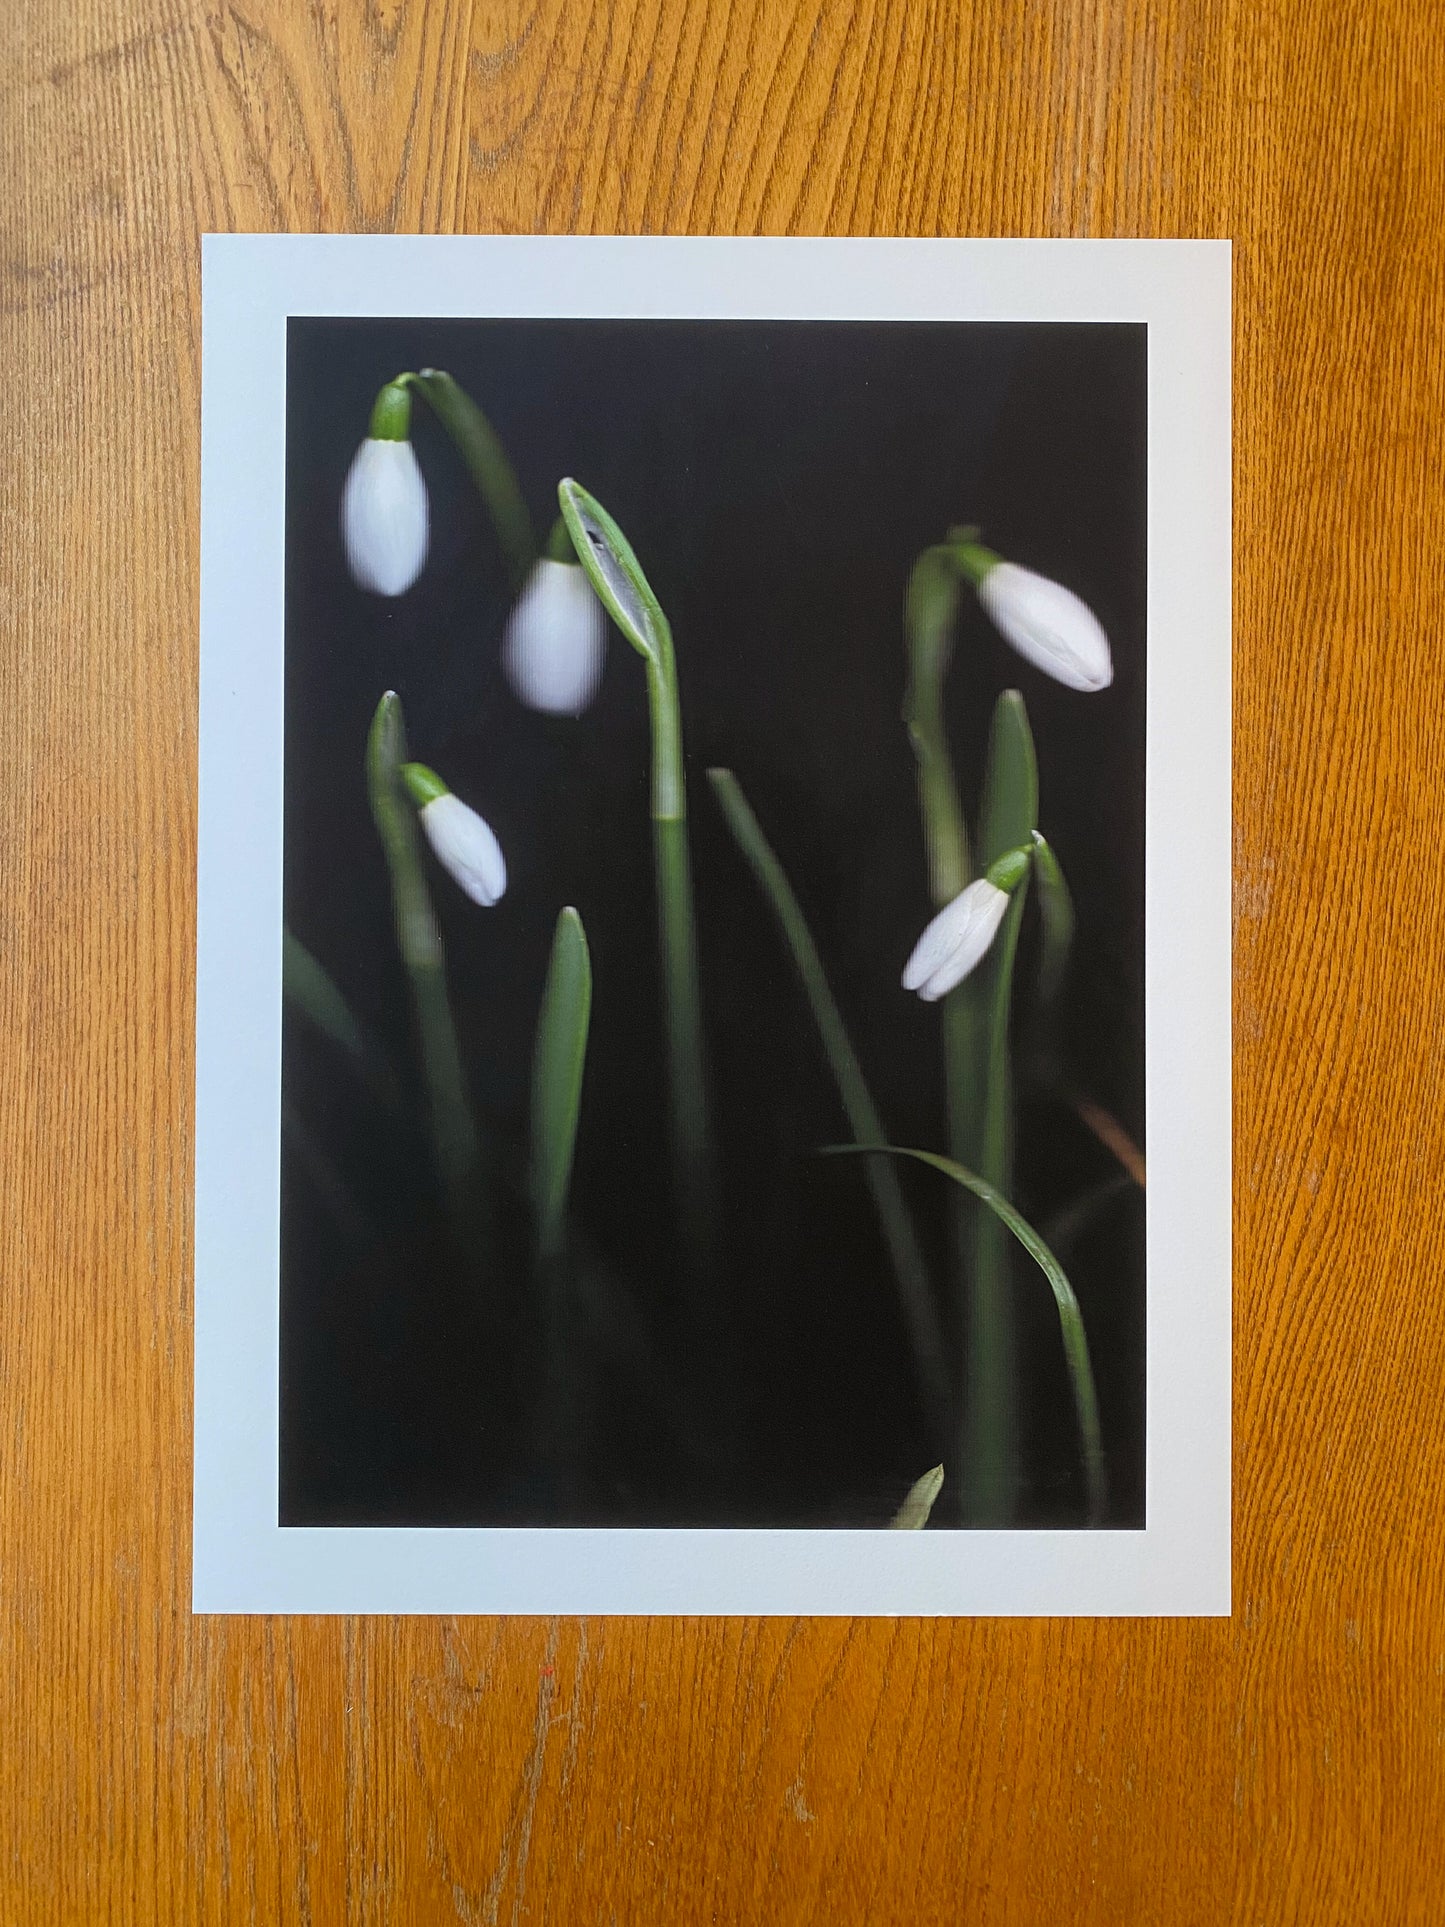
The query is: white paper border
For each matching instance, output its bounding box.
[196,236,1231,1615]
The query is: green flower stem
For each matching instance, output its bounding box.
[653,812,712,1253]
[904,548,978,1466]
[644,649,711,1285]
[708,768,952,1456]
[558,481,715,1299]
[906,535,1043,1524]
[966,868,1029,1520]
[407,369,536,592]
[903,548,971,904]
[366,692,485,1246]
[957,690,1039,1524]
[825,1146,1106,1525]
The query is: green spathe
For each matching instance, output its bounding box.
[399,761,449,808]
[367,380,413,442]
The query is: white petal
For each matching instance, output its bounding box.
[502,560,608,715]
[902,880,1010,1002]
[419,793,507,906]
[977,563,1113,692]
[341,438,430,596]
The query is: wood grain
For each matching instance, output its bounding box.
[4,0,1443,1917]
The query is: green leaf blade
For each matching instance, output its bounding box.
[976,687,1039,869]
[1031,831,1076,1004]
[531,908,593,1262]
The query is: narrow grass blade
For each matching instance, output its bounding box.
[889,1463,945,1529]
[366,691,485,1246]
[531,908,592,1262]
[708,767,952,1455]
[411,369,536,591]
[826,1145,1107,1525]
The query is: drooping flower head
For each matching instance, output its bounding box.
[502,523,608,716]
[902,846,1032,1002]
[342,380,430,597]
[954,537,1113,693]
[400,763,506,907]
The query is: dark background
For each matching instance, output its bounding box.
[281,316,1146,1529]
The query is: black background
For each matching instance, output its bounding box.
[282,316,1146,1528]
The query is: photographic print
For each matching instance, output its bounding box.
[195,238,1230,1613]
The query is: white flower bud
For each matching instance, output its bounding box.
[341,438,430,596]
[502,560,608,715]
[902,878,1011,1002]
[977,563,1113,692]
[417,792,507,907]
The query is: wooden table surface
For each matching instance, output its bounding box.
[4,1,1442,1918]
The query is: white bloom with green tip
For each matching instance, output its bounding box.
[342,381,429,597]
[503,559,607,715]
[903,879,1010,1002]
[902,846,1031,1003]
[402,763,507,907]
[976,562,1113,692]
[952,536,1113,692]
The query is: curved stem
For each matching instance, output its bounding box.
[408,370,536,591]
[903,548,971,904]
[557,482,715,1304]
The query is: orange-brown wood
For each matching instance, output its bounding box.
[3,1,1442,1917]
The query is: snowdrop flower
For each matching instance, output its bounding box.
[341,381,429,597]
[502,555,607,716]
[902,848,1031,1002]
[400,763,506,907]
[955,539,1112,692]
